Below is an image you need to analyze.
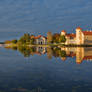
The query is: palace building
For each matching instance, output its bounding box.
[61,27,92,45]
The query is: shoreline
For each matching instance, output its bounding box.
[3,43,92,47]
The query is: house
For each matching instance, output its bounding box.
[30,35,47,45]
[61,30,76,45]
[61,27,92,45]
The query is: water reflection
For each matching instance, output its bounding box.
[4,45,92,64]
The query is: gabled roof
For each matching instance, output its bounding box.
[66,34,76,38]
[30,35,47,39]
[82,31,92,35]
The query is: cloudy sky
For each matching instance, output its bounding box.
[0,0,92,40]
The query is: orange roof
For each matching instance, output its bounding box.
[82,31,92,35]
[66,34,76,38]
[76,27,82,30]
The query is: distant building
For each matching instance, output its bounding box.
[61,30,76,44]
[76,27,92,45]
[30,35,47,45]
[61,27,92,45]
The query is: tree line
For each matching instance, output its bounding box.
[5,32,66,45]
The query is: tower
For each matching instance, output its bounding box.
[61,30,66,36]
[76,27,82,45]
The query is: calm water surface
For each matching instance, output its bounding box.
[0,46,92,92]
[0,0,92,92]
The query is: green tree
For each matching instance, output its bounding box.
[59,35,66,43]
[11,39,18,44]
[30,38,35,44]
[18,33,30,44]
[53,33,60,43]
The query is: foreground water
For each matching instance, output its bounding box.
[0,46,92,92]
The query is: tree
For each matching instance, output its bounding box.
[11,39,17,44]
[59,35,66,43]
[18,33,30,44]
[53,33,60,43]
[47,32,53,44]
[30,38,35,44]
[4,40,12,44]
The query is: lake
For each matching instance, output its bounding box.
[0,46,92,92]
[0,0,92,92]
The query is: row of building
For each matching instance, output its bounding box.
[61,27,92,45]
[30,27,92,45]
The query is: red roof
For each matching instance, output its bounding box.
[67,53,76,57]
[83,56,92,60]
[30,35,47,39]
[66,34,76,38]
[82,31,92,35]
[76,27,82,30]
[34,35,42,39]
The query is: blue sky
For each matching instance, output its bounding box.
[0,0,92,38]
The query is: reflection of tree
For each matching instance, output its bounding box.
[4,45,67,60]
[47,47,67,60]
[50,47,66,59]
[12,47,17,51]
[18,46,31,57]
[47,47,53,59]
[17,46,36,57]
[52,47,60,57]
[59,50,66,57]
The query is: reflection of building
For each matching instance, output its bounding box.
[36,47,47,54]
[61,27,92,45]
[4,44,92,64]
[61,47,92,64]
